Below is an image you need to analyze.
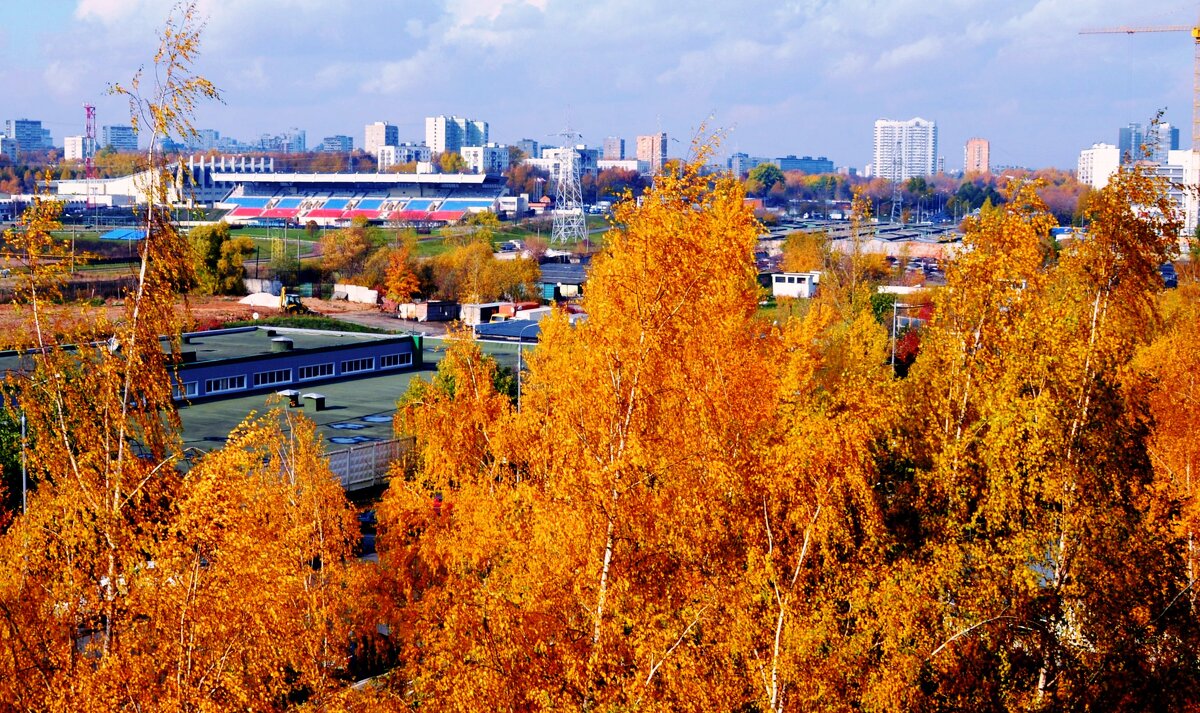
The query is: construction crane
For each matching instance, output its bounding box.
[1080,19,1200,148]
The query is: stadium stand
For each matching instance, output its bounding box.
[214,173,507,226]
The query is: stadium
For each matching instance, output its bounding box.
[34,155,518,229]
[215,170,510,228]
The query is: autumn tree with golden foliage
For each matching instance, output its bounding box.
[365,139,1200,711]
[0,5,368,710]
[372,143,896,709]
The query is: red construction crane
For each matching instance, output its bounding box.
[1080,21,1200,148]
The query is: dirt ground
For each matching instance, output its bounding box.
[0,294,379,334]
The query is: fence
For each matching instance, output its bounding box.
[0,276,138,303]
[326,436,413,491]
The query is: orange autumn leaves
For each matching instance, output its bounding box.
[374,157,1200,711]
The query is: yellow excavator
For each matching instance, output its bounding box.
[279,287,313,315]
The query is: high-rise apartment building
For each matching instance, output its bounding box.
[282,128,305,153]
[603,136,625,161]
[964,137,989,174]
[636,132,667,173]
[64,135,96,162]
[4,119,53,153]
[102,124,138,152]
[1118,123,1148,164]
[1120,122,1180,164]
[1155,123,1182,162]
[872,117,938,181]
[728,152,765,176]
[186,128,221,152]
[377,143,432,171]
[1078,143,1121,190]
[515,138,540,160]
[425,115,488,155]
[256,129,306,154]
[320,135,354,153]
[0,136,16,162]
[461,143,511,175]
[364,122,399,157]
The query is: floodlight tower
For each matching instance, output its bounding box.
[551,128,586,246]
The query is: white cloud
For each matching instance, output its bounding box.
[74,0,143,23]
[362,51,437,95]
[875,36,944,71]
[5,0,1181,170]
[42,60,85,98]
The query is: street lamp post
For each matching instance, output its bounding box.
[516,321,539,411]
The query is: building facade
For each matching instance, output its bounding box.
[636,133,668,173]
[602,136,625,160]
[376,143,432,171]
[320,135,354,153]
[102,124,138,152]
[515,138,540,159]
[0,136,16,162]
[256,128,306,154]
[425,115,488,155]
[728,152,766,176]
[598,159,646,173]
[461,143,511,175]
[964,137,990,174]
[364,122,399,157]
[872,117,938,182]
[1077,142,1120,190]
[525,146,600,183]
[166,326,422,403]
[63,135,96,162]
[4,119,52,154]
[774,155,834,173]
[1121,122,1180,164]
[1155,149,1200,232]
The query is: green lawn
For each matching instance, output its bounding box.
[223,315,391,333]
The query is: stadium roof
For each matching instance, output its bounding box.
[211,172,495,186]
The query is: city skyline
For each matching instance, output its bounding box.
[0,0,1197,170]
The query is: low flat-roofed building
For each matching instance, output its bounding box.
[168,326,422,402]
[0,325,423,406]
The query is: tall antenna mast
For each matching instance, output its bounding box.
[84,104,97,208]
[551,126,586,246]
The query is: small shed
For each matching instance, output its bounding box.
[538,262,588,301]
[771,271,821,299]
[414,300,460,322]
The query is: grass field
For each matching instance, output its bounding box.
[223,315,391,333]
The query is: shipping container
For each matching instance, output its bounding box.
[460,302,506,326]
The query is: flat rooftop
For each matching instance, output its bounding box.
[0,326,410,376]
[178,326,410,365]
[177,337,529,453]
[212,172,496,186]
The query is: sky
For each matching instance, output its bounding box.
[1,0,1197,170]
